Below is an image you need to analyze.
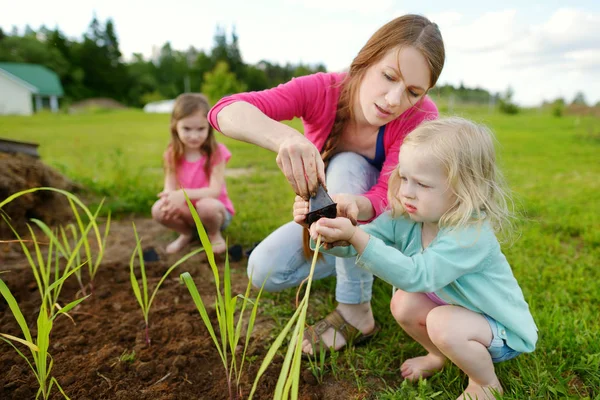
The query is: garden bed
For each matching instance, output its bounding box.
[0,217,362,400]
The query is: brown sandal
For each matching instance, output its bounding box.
[303,309,380,357]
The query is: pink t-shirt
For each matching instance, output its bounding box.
[208,72,438,220]
[174,143,235,215]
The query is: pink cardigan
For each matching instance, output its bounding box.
[208,72,438,218]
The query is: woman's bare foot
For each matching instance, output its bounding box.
[457,379,503,400]
[166,234,193,254]
[401,353,446,381]
[209,232,227,254]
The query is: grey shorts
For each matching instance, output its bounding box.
[484,315,522,363]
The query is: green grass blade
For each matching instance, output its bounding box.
[132,224,149,310]
[44,260,86,298]
[50,376,71,400]
[51,296,89,322]
[147,247,204,311]
[91,208,110,281]
[0,187,102,253]
[129,229,146,318]
[238,280,266,386]
[67,197,93,281]
[180,272,227,368]
[0,279,34,345]
[249,301,304,400]
[30,219,69,258]
[0,337,40,382]
[1,216,43,300]
[0,333,39,352]
[274,297,307,399]
[183,193,217,277]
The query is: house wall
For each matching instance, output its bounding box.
[0,74,33,115]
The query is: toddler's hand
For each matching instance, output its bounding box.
[293,195,309,228]
[310,217,356,244]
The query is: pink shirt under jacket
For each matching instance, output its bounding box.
[208,72,438,219]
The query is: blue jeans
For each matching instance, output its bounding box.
[247,152,380,304]
[484,315,522,363]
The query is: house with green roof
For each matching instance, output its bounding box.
[0,62,64,115]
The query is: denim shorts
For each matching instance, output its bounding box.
[221,209,233,230]
[484,315,522,363]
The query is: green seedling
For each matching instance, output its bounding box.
[0,188,110,399]
[249,235,323,400]
[180,192,265,400]
[129,222,204,346]
[0,187,107,300]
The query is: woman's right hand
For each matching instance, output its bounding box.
[276,135,326,199]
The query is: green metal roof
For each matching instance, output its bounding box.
[0,62,64,96]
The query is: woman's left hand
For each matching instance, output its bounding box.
[331,194,359,225]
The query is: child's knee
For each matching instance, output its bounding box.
[390,291,414,325]
[151,202,165,221]
[195,198,222,218]
[425,308,454,349]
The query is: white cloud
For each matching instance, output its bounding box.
[435,7,600,105]
[284,0,395,14]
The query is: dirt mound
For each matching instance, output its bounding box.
[70,97,127,112]
[0,152,76,238]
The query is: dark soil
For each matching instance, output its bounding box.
[0,157,365,399]
[0,152,76,238]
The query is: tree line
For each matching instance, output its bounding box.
[6,16,584,111]
[0,17,327,107]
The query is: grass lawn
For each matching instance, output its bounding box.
[1,107,599,399]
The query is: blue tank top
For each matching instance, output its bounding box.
[362,125,386,171]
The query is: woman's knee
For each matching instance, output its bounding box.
[326,152,379,194]
[247,249,281,291]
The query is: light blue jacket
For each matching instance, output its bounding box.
[316,212,538,353]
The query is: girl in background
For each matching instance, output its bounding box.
[152,93,235,254]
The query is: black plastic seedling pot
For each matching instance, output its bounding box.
[305,184,337,226]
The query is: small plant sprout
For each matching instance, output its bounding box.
[129,222,204,346]
[249,235,322,400]
[0,188,103,399]
[179,193,265,400]
[0,187,108,300]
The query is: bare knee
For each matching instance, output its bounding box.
[390,290,419,327]
[151,201,166,222]
[426,307,455,350]
[195,198,223,221]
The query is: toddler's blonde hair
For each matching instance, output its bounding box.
[388,117,514,235]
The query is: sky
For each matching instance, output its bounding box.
[1,0,599,107]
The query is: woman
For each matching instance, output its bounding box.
[208,14,445,354]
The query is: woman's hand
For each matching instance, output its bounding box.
[276,135,326,199]
[293,195,309,228]
[310,217,357,244]
[331,194,359,225]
